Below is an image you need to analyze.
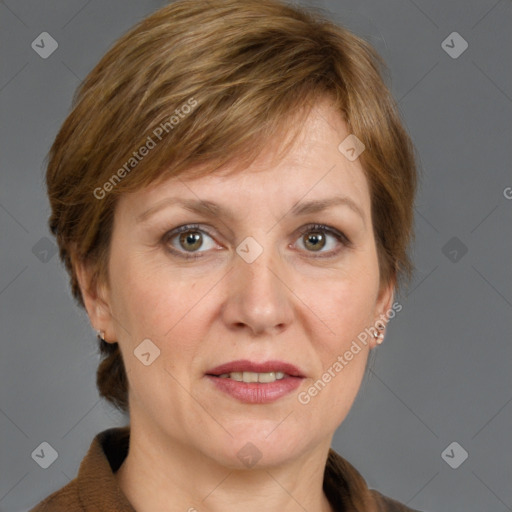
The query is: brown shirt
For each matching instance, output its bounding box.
[29,427,421,512]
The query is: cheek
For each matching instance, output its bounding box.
[314,263,379,350]
[301,258,379,415]
[108,249,214,348]
[299,280,376,425]
[107,253,206,407]
[318,285,373,388]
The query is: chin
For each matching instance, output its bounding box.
[204,423,313,470]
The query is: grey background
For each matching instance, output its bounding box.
[1,0,511,511]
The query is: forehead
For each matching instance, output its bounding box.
[118,100,371,222]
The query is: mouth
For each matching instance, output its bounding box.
[214,371,289,383]
[205,360,305,404]
[206,359,305,379]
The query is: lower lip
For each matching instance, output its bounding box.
[206,375,304,404]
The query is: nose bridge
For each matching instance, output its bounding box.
[223,234,293,334]
[239,243,277,295]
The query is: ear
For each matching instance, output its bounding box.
[75,258,116,343]
[370,277,395,348]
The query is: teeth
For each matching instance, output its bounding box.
[257,372,276,383]
[243,371,259,383]
[217,371,287,383]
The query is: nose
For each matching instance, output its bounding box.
[220,243,294,337]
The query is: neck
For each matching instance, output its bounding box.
[116,420,334,512]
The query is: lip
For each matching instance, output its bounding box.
[205,359,305,404]
[206,359,305,377]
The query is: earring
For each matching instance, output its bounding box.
[97,330,107,342]
[374,324,385,345]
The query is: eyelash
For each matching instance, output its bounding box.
[162,223,352,260]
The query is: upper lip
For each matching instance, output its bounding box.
[206,359,305,377]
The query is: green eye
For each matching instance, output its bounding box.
[295,224,351,257]
[162,223,351,260]
[177,231,204,252]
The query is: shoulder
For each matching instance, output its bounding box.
[370,489,423,512]
[28,426,131,512]
[28,478,82,512]
[325,448,424,512]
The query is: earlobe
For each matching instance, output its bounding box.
[371,279,396,347]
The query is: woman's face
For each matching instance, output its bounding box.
[84,99,393,468]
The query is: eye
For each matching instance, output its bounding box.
[162,223,351,260]
[294,224,351,257]
[162,224,218,259]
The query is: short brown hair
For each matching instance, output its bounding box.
[46,0,417,413]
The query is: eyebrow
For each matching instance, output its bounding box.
[136,196,365,226]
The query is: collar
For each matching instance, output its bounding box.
[76,426,134,511]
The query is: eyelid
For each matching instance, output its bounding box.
[162,222,351,259]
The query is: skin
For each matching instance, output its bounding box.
[77,98,394,512]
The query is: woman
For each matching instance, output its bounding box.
[31,0,420,510]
